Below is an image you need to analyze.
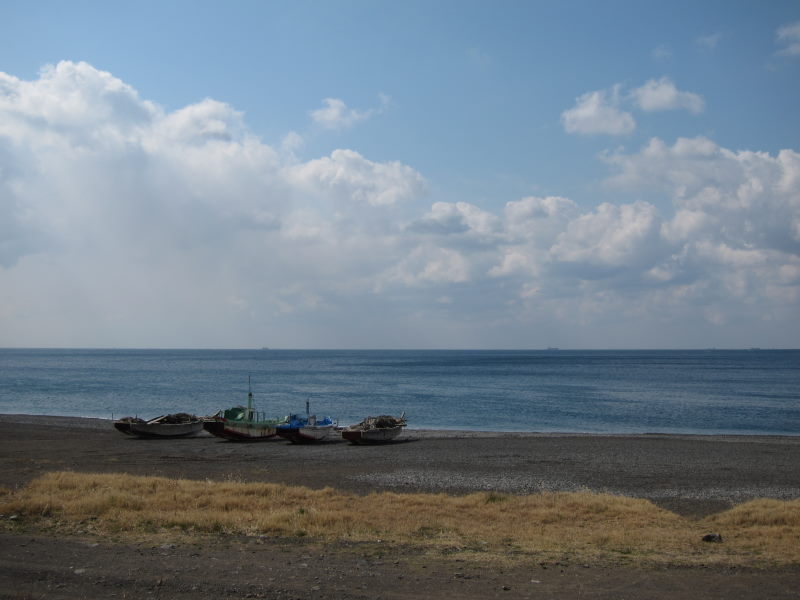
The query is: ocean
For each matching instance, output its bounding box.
[0,348,798,435]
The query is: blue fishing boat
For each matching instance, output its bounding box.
[275,402,337,443]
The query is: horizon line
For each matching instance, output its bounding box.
[1,346,796,352]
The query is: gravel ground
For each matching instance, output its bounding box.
[1,414,799,599]
[1,414,799,516]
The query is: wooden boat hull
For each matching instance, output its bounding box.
[203,419,278,441]
[276,425,335,443]
[342,426,404,444]
[114,421,204,438]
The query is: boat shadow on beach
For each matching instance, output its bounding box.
[210,436,285,444]
[272,436,419,446]
[120,434,214,442]
[341,436,419,447]
[115,432,420,445]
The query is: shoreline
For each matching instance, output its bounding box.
[1,413,797,441]
[2,413,799,519]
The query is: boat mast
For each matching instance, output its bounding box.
[247,376,254,420]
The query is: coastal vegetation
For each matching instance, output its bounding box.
[2,471,799,567]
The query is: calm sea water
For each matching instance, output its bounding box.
[0,349,798,435]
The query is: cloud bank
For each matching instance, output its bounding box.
[1,62,798,348]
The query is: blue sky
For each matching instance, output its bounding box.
[1,0,799,348]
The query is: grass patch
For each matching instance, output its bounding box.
[2,471,799,567]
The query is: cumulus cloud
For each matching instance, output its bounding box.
[0,61,157,139]
[285,148,425,207]
[561,86,635,136]
[408,201,500,242]
[0,62,427,345]
[776,21,800,57]
[486,137,798,340]
[309,95,390,130]
[563,78,704,136]
[604,136,800,254]
[381,245,472,287]
[487,196,579,278]
[599,136,800,326]
[549,201,664,271]
[1,61,798,348]
[503,196,578,241]
[630,77,705,114]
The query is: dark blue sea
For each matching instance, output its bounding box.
[0,349,798,435]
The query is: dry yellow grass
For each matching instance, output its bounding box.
[2,471,799,567]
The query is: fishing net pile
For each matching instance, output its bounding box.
[352,415,407,430]
[162,413,199,424]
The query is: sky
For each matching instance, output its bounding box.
[1,0,799,349]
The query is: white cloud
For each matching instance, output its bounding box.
[504,195,577,230]
[408,201,501,241]
[379,245,471,287]
[488,250,530,278]
[562,78,704,137]
[630,77,705,114]
[1,62,798,348]
[309,95,389,130]
[285,148,425,207]
[599,136,800,328]
[661,209,711,245]
[0,62,427,345]
[153,98,247,145]
[652,44,672,61]
[0,61,157,139]
[776,21,800,57]
[281,130,304,156]
[604,136,800,253]
[549,201,664,270]
[696,33,722,50]
[488,196,579,279]
[604,136,727,192]
[503,196,577,247]
[419,247,471,283]
[561,87,635,136]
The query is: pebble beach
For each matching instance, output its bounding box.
[2,414,800,599]
[2,414,799,517]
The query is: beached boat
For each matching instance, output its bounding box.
[275,402,337,443]
[203,380,286,441]
[114,413,205,438]
[342,414,407,444]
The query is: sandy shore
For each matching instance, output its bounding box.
[2,414,799,599]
